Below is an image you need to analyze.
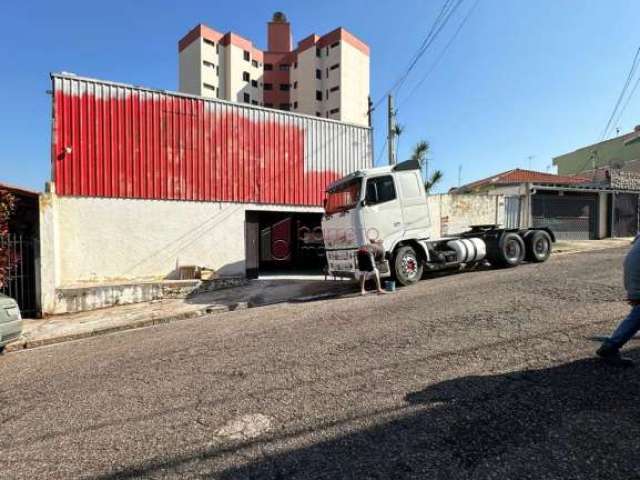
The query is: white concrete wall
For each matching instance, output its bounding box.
[427,193,506,238]
[179,40,203,96]
[338,41,369,126]
[42,194,322,288]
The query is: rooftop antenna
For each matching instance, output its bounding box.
[527,155,535,170]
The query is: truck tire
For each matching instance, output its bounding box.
[525,230,552,262]
[393,245,423,286]
[495,232,525,267]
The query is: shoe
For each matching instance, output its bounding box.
[596,345,635,367]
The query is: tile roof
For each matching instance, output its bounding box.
[456,169,590,192]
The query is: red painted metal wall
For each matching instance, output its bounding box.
[51,74,372,206]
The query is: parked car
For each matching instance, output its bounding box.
[0,293,23,353]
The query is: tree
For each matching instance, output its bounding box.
[407,140,444,194]
[425,169,444,194]
[0,189,16,288]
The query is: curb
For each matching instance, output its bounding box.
[4,291,354,353]
[4,304,232,353]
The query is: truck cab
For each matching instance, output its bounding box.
[322,159,554,286]
[322,159,432,283]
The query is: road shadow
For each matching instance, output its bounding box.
[218,350,640,479]
[90,349,640,479]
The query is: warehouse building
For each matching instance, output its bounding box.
[40,73,372,314]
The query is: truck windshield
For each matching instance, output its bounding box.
[325,178,362,215]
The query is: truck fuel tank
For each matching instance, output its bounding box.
[446,238,487,263]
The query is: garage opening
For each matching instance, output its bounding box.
[532,192,598,240]
[245,211,325,278]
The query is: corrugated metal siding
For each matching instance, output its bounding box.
[51,74,372,206]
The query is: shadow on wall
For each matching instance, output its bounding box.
[89,348,640,479]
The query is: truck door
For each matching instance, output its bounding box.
[360,175,403,245]
[396,170,431,239]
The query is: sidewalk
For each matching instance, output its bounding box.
[553,237,632,255]
[5,237,633,353]
[6,278,355,352]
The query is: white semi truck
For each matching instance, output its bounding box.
[322,159,554,286]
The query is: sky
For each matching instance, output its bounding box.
[0,0,639,193]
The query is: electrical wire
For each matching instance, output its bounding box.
[398,0,479,111]
[600,46,640,140]
[611,68,640,132]
[369,0,464,113]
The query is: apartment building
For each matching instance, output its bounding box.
[178,12,370,126]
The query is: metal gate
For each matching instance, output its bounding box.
[532,194,597,240]
[0,235,38,316]
[614,193,639,237]
[504,196,521,228]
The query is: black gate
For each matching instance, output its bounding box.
[0,235,38,316]
[532,193,597,240]
[614,193,639,237]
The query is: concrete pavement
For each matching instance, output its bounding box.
[0,247,637,479]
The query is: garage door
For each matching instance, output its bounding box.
[532,194,597,240]
[614,193,639,238]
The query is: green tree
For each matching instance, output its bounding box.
[407,140,444,193]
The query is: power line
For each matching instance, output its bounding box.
[369,0,464,113]
[600,46,640,140]
[612,69,640,131]
[398,0,479,110]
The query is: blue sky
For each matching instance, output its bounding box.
[1,0,638,192]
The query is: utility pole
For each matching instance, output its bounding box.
[387,95,396,165]
[367,96,373,128]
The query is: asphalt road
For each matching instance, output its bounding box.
[2,247,639,479]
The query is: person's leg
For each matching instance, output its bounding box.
[374,269,386,294]
[597,303,640,366]
[359,272,367,295]
[605,304,640,350]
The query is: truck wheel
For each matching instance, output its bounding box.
[525,230,552,262]
[495,232,525,267]
[393,246,423,286]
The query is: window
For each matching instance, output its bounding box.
[264,63,273,71]
[325,47,329,55]
[204,39,215,48]
[293,101,298,109]
[330,107,340,114]
[243,50,250,61]
[331,41,339,48]
[263,83,273,90]
[216,65,219,76]
[251,100,258,105]
[316,48,321,57]
[279,103,290,111]
[325,178,361,215]
[279,64,290,71]
[326,68,329,78]
[280,83,291,91]
[330,63,340,70]
[251,59,258,68]
[216,44,219,54]
[326,89,329,99]
[294,61,298,69]
[203,83,216,93]
[243,93,250,103]
[330,85,340,92]
[315,69,321,79]
[316,111,321,117]
[251,79,258,88]
[365,176,396,205]
[316,90,322,101]
[203,60,215,68]
[265,102,273,108]
[293,81,298,89]
[242,71,250,82]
